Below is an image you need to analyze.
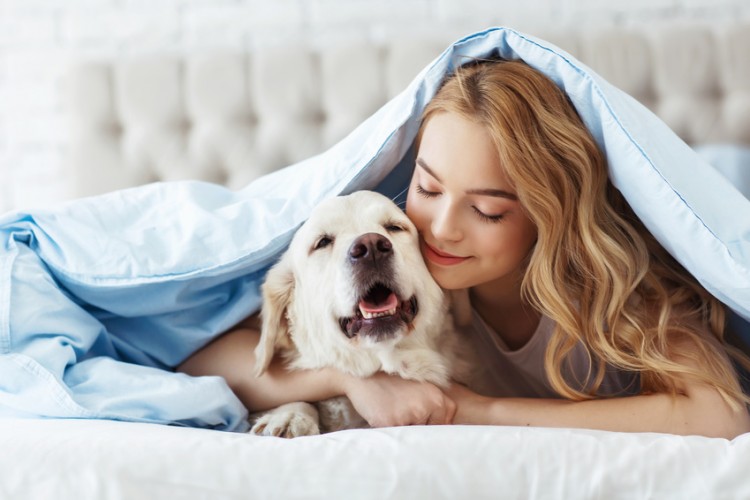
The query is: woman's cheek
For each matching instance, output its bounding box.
[404,190,421,226]
[408,203,431,237]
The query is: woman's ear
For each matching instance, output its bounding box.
[254,253,295,377]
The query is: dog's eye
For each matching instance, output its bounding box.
[314,235,334,250]
[384,223,405,233]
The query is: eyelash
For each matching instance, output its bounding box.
[414,184,505,224]
[415,184,438,198]
[472,207,505,223]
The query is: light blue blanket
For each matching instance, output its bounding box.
[2,28,749,432]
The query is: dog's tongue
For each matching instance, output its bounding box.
[359,292,398,314]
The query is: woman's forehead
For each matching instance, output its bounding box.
[417,112,516,193]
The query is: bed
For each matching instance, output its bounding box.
[4,419,750,499]
[2,23,750,499]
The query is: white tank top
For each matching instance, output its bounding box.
[462,308,640,399]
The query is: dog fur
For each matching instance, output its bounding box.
[250,191,473,437]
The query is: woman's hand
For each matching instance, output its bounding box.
[444,382,494,425]
[340,372,457,427]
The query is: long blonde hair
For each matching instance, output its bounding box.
[419,59,749,408]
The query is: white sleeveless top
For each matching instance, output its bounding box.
[462,308,640,399]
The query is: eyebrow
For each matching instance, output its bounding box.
[415,157,518,201]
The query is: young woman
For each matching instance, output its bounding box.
[179,59,750,438]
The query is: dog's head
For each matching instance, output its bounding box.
[254,191,447,377]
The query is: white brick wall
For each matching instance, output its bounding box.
[1,0,749,213]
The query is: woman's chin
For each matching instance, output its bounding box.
[427,266,473,290]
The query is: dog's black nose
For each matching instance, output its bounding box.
[348,233,393,263]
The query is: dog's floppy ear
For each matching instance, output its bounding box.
[254,253,295,377]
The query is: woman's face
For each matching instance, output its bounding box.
[405,111,538,291]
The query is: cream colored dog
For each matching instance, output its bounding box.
[251,191,472,437]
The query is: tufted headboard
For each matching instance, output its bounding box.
[65,23,750,198]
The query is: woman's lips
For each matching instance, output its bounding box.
[422,241,469,266]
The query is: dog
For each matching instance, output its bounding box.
[250,190,473,437]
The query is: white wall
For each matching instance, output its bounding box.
[1,0,748,213]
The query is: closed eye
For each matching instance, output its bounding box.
[384,221,407,233]
[472,207,505,223]
[415,184,439,198]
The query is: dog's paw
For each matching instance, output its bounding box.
[250,411,321,438]
[249,403,321,438]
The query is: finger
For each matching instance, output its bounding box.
[424,412,439,426]
[425,401,449,426]
[444,396,457,424]
[425,394,456,425]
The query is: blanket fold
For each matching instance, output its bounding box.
[1,27,748,431]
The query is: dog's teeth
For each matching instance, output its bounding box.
[359,307,397,320]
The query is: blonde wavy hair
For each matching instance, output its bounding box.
[418,58,750,409]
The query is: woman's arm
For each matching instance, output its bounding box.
[177,325,456,426]
[448,338,750,439]
[448,384,749,438]
[178,327,343,410]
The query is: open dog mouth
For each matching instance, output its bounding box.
[338,283,418,340]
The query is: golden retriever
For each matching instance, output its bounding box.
[251,191,472,437]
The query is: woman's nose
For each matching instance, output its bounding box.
[431,203,463,242]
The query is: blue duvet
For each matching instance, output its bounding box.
[2,28,749,432]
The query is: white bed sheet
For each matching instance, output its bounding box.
[2,418,748,499]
